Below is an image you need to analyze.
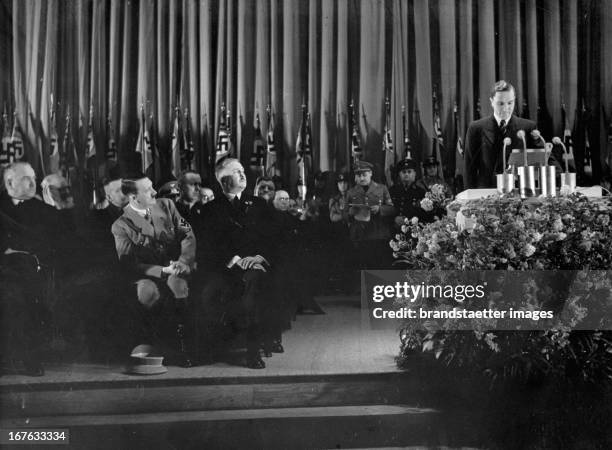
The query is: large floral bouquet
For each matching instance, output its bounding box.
[393,193,612,385]
[392,193,612,270]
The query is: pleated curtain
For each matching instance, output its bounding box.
[1,0,611,190]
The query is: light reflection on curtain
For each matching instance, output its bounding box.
[1,0,611,191]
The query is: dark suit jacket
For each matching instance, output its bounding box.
[0,192,66,263]
[464,115,539,189]
[197,192,276,273]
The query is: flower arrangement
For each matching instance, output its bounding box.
[418,183,451,221]
[393,193,612,386]
[392,193,612,271]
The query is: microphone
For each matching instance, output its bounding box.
[502,137,512,173]
[552,137,569,173]
[517,130,528,166]
[531,129,546,145]
[544,142,553,165]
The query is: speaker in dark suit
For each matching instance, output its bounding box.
[464,80,541,189]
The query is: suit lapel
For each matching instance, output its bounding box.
[482,116,498,147]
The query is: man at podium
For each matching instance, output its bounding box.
[464,80,541,189]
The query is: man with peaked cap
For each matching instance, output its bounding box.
[329,172,350,225]
[157,180,181,203]
[346,161,395,268]
[111,174,196,366]
[328,171,355,293]
[389,159,427,223]
[416,156,452,195]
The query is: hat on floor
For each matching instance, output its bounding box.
[126,344,167,375]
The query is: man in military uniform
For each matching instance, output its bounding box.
[329,172,350,225]
[111,175,196,365]
[328,172,354,292]
[416,156,452,196]
[390,159,427,223]
[346,161,395,268]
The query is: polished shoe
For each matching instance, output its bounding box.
[271,340,284,353]
[165,352,193,368]
[246,353,265,369]
[310,302,326,315]
[179,354,193,368]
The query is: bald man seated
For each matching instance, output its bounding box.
[1,162,67,376]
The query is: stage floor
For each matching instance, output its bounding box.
[1,295,402,387]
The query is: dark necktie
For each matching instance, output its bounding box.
[499,120,507,136]
[232,196,241,211]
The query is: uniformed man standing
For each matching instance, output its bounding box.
[111,175,196,365]
[416,156,453,196]
[346,161,395,269]
[389,159,427,223]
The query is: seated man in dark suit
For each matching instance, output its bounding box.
[465,80,542,189]
[197,158,278,369]
[111,175,196,366]
[0,162,67,376]
[175,171,204,227]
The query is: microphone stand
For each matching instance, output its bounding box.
[517,130,536,198]
[496,137,514,194]
[553,137,576,193]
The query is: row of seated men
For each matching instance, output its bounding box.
[0,155,451,375]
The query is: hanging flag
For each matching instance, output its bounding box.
[48,95,60,173]
[0,106,12,166]
[135,106,152,175]
[296,104,312,186]
[432,91,444,178]
[265,105,278,177]
[454,102,463,157]
[250,112,266,176]
[383,98,393,154]
[402,106,412,160]
[86,104,96,161]
[85,104,99,208]
[349,100,362,163]
[182,109,195,171]
[215,103,231,163]
[579,99,592,177]
[106,114,117,162]
[170,106,182,177]
[148,114,162,184]
[61,107,78,185]
[383,97,394,186]
[561,103,575,171]
[10,112,24,162]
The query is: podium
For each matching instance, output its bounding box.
[455,186,603,202]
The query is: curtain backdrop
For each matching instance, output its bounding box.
[1,0,611,191]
